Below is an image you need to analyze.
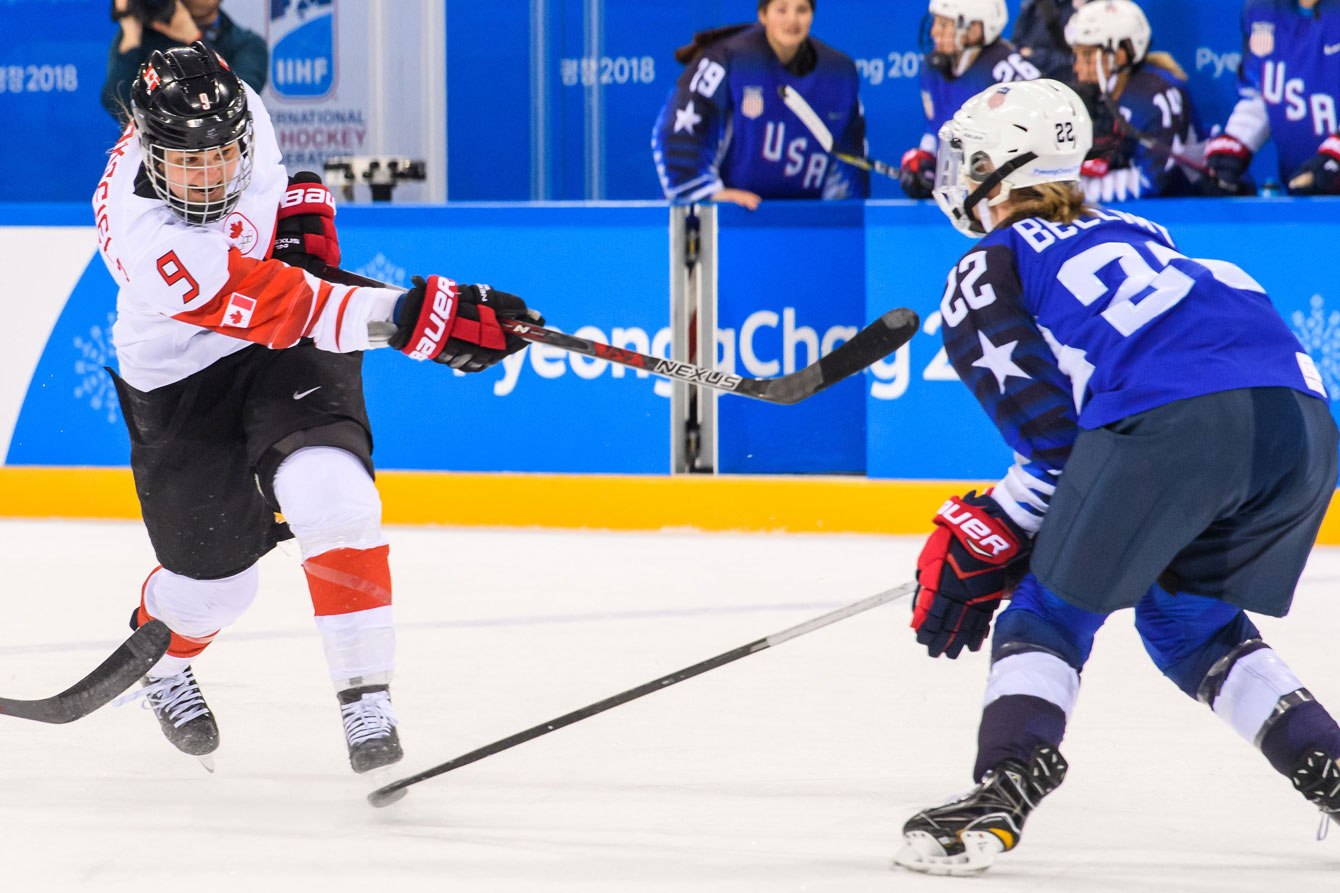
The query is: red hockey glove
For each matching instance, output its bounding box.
[1201,135,1254,196]
[1288,133,1340,195]
[389,275,544,373]
[273,172,340,268]
[912,491,1030,659]
[899,148,936,199]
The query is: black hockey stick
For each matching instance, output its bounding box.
[367,582,916,807]
[324,263,919,405]
[0,620,170,724]
[778,85,902,181]
[501,309,917,404]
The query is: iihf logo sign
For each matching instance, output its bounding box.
[268,0,336,99]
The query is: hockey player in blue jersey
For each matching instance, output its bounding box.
[894,78,1340,876]
[1203,0,1340,196]
[651,0,868,210]
[1065,0,1204,201]
[900,0,1041,199]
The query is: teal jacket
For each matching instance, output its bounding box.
[100,11,268,124]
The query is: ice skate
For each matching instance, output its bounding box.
[894,745,1067,876]
[139,666,219,772]
[1291,748,1340,837]
[338,684,402,775]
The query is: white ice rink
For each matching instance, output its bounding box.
[1,519,1338,892]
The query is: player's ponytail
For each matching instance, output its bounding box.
[1143,51,1187,83]
[1004,182,1091,226]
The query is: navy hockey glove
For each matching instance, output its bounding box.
[273,172,341,268]
[1201,135,1255,196]
[1288,134,1340,195]
[389,275,543,373]
[912,491,1030,659]
[899,148,936,199]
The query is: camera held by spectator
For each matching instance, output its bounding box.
[111,0,176,27]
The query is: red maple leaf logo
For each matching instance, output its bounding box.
[229,310,244,325]
[229,220,244,239]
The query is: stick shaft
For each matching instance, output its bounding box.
[368,582,915,805]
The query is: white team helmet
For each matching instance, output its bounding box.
[927,0,1009,46]
[1064,0,1152,66]
[934,79,1094,237]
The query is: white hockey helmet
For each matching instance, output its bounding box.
[934,79,1093,237]
[927,0,1009,46]
[1064,0,1152,66]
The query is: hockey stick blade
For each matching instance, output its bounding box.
[778,86,902,181]
[0,621,171,724]
[504,307,917,405]
[367,582,916,807]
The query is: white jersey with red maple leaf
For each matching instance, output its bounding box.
[91,84,402,391]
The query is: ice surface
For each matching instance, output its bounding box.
[1,519,1337,892]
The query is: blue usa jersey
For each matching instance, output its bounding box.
[1231,0,1340,181]
[939,208,1326,532]
[1083,64,1204,202]
[919,41,1041,152]
[652,26,869,201]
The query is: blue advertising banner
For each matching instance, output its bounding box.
[715,201,867,473]
[0,0,126,201]
[3,204,673,473]
[5,198,1338,479]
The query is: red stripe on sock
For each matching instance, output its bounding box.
[304,545,392,616]
[137,566,217,659]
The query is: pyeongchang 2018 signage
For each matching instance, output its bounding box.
[268,0,336,99]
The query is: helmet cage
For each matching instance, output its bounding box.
[142,124,254,226]
[934,130,1038,236]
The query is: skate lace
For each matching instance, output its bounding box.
[120,672,210,728]
[341,691,398,746]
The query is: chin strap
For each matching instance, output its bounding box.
[961,152,1038,233]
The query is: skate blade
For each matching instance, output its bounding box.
[893,830,1003,877]
[196,753,216,774]
[362,764,407,805]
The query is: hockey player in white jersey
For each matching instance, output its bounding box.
[92,43,542,775]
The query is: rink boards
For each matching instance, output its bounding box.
[1,199,1338,537]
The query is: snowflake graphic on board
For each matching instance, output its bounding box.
[73,313,121,424]
[355,253,409,289]
[1290,294,1340,402]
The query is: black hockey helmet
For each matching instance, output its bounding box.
[130,42,253,224]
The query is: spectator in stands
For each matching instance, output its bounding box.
[1066,0,1205,201]
[101,0,266,125]
[900,0,1041,200]
[652,0,869,210]
[1203,0,1340,196]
